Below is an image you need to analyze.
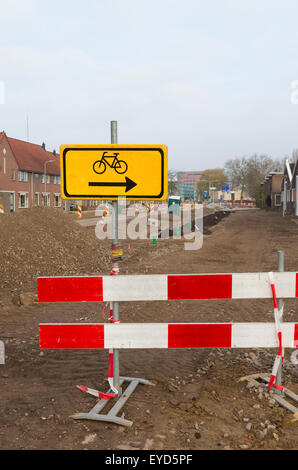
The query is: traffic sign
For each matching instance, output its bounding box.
[60,145,168,201]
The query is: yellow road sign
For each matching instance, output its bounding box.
[60,145,168,201]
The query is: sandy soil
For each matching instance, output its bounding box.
[0,208,297,450]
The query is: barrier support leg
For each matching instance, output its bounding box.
[239,373,298,414]
[71,377,155,427]
[239,251,298,414]
[275,250,284,394]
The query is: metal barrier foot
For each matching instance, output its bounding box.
[239,373,298,414]
[71,377,155,427]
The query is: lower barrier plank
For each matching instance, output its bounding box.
[39,323,298,350]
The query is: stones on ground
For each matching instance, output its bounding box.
[178,402,193,412]
[169,399,179,406]
[19,292,36,306]
[245,423,253,431]
[143,438,154,450]
[81,433,97,445]
[254,430,265,440]
[168,383,178,392]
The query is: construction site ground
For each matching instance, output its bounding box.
[0,207,297,451]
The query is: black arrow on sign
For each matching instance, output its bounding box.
[88,177,137,193]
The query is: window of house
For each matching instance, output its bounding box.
[287,190,291,202]
[54,194,61,207]
[18,171,28,182]
[41,174,50,184]
[54,175,61,184]
[42,193,50,207]
[19,193,28,209]
[35,193,39,206]
[275,194,281,206]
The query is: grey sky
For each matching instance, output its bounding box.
[1,0,298,171]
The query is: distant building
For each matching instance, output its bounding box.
[0,132,70,213]
[280,160,296,215]
[261,171,283,209]
[177,171,203,200]
[214,188,251,202]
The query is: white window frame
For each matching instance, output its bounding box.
[18,170,28,182]
[274,194,281,206]
[54,175,61,185]
[54,193,61,208]
[18,192,28,209]
[42,193,50,207]
[41,174,50,184]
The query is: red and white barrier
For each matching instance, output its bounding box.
[267,272,285,392]
[39,322,298,350]
[37,272,298,303]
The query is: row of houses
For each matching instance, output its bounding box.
[262,159,298,215]
[0,132,99,213]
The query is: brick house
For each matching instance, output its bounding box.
[262,172,283,209]
[0,132,71,213]
[280,161,295,215]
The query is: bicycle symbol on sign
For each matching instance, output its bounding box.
[93,152,128,175]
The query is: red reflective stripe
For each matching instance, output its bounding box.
[37,277,103,303]
[277,332,282,356]
[267,375,276,392]
[295,324,298,347]
[108,352,114,378]
[168,324,232,348]
[40,324,104,349]
[168,274,232,300]
[270,284,278,309]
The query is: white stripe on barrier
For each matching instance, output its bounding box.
[103,275,168,302]
[231,323,295,348]
[0,341,4,365]
[232,272,296,299]
[104,323,169,349]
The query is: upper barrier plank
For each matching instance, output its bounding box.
[37,273,298,303]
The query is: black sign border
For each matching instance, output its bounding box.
[63,147,165,199]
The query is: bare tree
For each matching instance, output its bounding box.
[225,154,284,201]
[168,169,178,196]
[224,157,248,202]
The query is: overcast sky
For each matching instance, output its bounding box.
[1,0,298,171]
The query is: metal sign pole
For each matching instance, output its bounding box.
[111,120,121,396]
[68,121,155,426]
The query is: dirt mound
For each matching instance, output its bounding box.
[0,207,110,297]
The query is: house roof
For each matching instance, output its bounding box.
[1,132,60,175]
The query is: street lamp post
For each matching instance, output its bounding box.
[44,159,55,206]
